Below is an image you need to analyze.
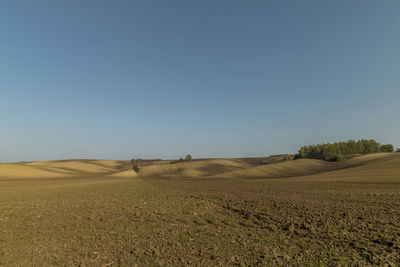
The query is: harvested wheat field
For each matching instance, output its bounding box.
[1,153,399,266]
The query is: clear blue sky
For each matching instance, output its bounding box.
[1,1,399,161]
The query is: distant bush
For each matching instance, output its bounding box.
[297,139,391,162]
[170,155,193,164]
[396,148,400,153]
[332,154,343,162]
[130,159,140,172]
[380,144,394,152]
[260,154,294,165]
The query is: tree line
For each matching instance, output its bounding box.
[297,139,394,162]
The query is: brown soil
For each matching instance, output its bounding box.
[0,153,399,266]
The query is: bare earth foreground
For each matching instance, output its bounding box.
[0,154,399,266]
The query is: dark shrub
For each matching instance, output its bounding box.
[380,144,394,152]
[332,154,343,162]
[131,159,140,172]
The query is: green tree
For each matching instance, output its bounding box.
[380,144,394,152]
[297,139,391,161]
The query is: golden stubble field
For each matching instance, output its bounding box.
[0,153,399,266]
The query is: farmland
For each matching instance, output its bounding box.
[0,153,399,266]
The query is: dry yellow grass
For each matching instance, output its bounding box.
[210,158,335,179]
[138,153,398,179]
[0,160,133,180]
[138,158,251,178]
[1,153,395,181]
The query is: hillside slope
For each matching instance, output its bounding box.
[138,159,252,178]
[0,160,134,180]
[139,153,399,179]
[210,153,399,179]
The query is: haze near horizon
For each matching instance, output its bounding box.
[1,0,399,162]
